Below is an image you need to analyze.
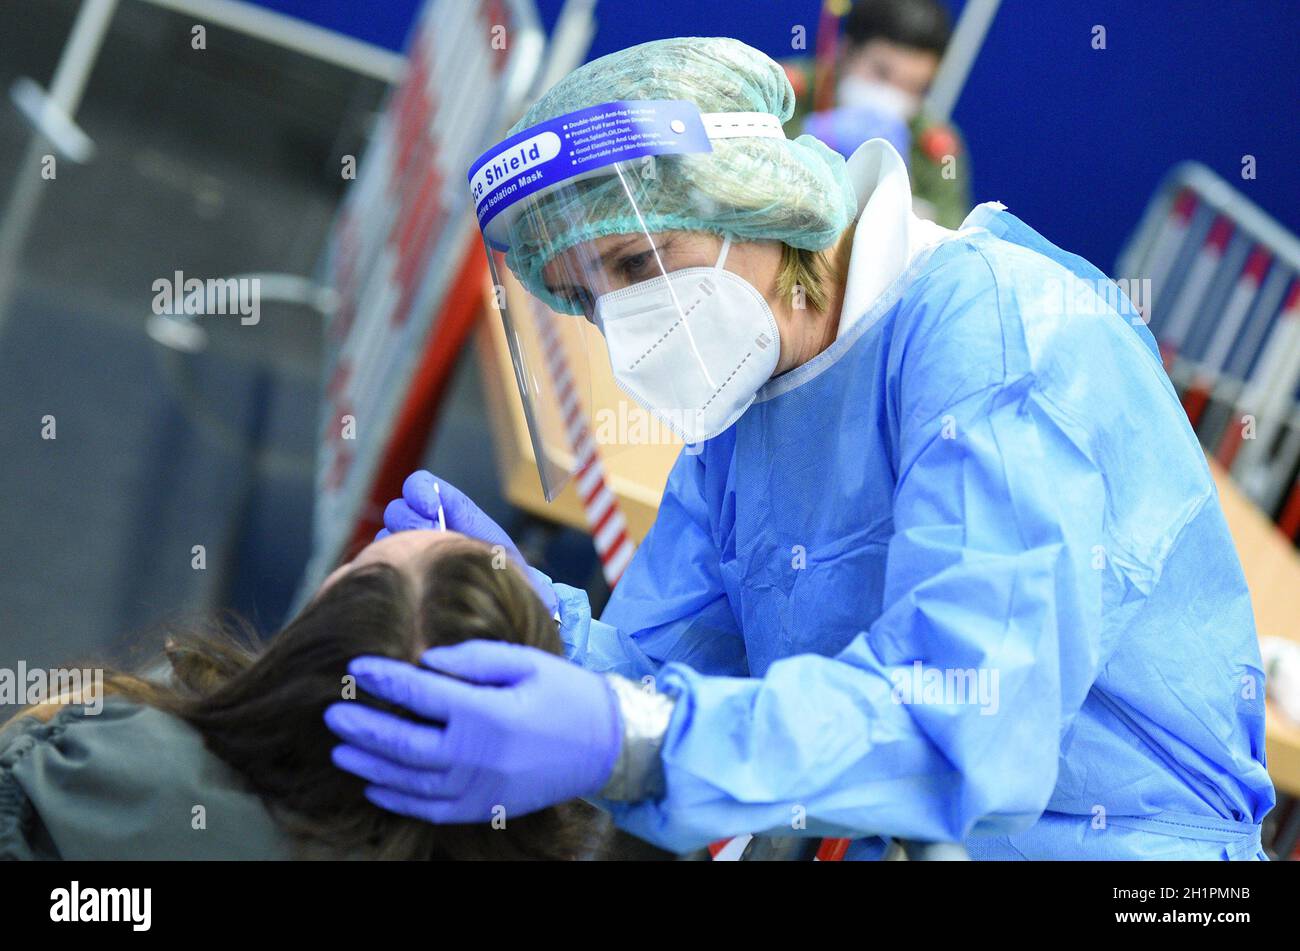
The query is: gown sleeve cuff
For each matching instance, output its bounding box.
[599,674,676,802]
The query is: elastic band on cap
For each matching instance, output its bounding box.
[700,111,786,140]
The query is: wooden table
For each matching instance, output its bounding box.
[1211,460,1300,798]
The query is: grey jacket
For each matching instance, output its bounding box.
[0,697,294,860]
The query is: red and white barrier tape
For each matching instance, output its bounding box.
[531,301,637,588]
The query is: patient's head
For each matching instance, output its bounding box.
[119,530,600,859]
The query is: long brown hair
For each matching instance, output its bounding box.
[103,537,604,860]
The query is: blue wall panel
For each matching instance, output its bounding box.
[534,0,1299,272]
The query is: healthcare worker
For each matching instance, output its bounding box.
[324,37,1275,859]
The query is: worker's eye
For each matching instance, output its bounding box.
[616,250,655,284]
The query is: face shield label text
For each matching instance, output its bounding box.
[469,99,713,245]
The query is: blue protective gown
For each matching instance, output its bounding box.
[555,203,1275,860]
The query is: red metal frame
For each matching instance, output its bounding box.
[343,242,490,561]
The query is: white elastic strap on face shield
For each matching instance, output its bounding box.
[650,235,733,393]
[699,111,787,141]
[714,235,732,270]
[676,235,734,391]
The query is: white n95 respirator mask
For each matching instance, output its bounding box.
[593,237,780,445]
[836,74,921,122]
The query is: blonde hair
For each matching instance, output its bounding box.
[774,220,858,314]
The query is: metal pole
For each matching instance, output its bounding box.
[0,0,121,337]
[47,0,121,112]
[136,0,405,83]
[533,0,597,98]
[922,0,1001,125]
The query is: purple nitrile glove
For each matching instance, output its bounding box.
[325,641,621,823]
[378,470,557,615]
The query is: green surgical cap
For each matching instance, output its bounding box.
[501,36,858,314]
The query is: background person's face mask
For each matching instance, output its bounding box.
[594,237,780,444]
[836,74,921,122]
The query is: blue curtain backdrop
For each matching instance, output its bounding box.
[246,0,423,52]
[257,0,1296,273]
[533,0,1300,273]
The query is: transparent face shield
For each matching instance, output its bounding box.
[470,100,785,499]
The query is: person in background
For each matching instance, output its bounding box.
[791,0,972,228]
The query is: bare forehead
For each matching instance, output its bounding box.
[350,529,486,588]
